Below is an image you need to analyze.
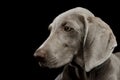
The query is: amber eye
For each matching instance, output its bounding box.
[64,26,73,32]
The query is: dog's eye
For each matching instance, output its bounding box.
[64,26,73,32]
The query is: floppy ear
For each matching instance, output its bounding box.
[82,16,117,72]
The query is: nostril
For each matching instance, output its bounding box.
[33,49,47,62]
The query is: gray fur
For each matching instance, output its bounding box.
[34,7,120,80]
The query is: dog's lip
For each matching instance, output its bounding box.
[38,62,65,74]
[38,62,65,72]
[38,62,46,67]
[38,61,66,69]
[38,62,42,66]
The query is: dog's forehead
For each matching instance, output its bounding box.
[49,7,95,30]
[51,7,94,25]
[51,11,77,28]
[50,13,74,29]
[54,7,94,21]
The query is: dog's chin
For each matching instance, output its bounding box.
[38,61,69,69]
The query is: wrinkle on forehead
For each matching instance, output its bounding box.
[53,7,94,23]
[51,16,83,33]
[49,7,94,33]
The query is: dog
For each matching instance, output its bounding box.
[34,7,120,80]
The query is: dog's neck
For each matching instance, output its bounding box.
[67,58,110,80]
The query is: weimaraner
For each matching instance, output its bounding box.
[34,7,120,80]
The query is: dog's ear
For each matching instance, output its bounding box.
[84,16,117,72]
[79,15,117,72]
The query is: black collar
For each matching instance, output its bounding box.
[68,58,110,80]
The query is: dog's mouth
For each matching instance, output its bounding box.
[37,56,59,68]
[38,61,58,68]
[38,62,65,73]
[38,59,68,69]
[36,54,74,69]
[37,58,57,67]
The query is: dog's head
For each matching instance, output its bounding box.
[34,7,117,72]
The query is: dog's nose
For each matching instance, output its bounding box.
[34,49,47,62]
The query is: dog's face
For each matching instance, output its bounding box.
[34,7,117,71]
[34,13,84,68]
